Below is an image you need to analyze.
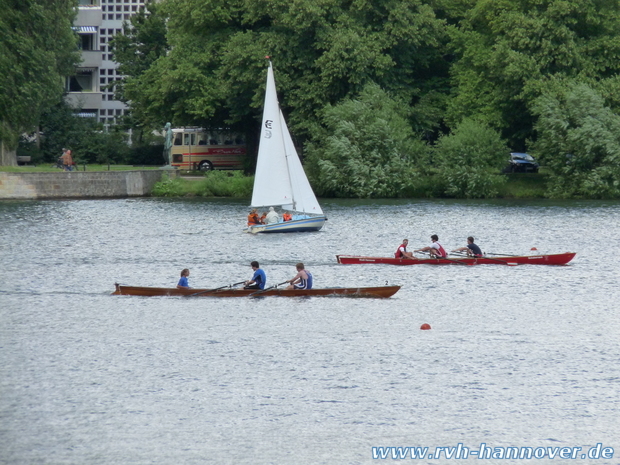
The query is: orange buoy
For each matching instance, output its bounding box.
[420,323,431,330]
[531,247,538,251]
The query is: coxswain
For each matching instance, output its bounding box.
[394,239,415,259]
[415,234,448,258]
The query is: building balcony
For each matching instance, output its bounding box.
[80,51,102,68]
[66,92,102,109]
[76,6,102,26]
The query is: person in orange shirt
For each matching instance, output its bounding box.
[282,211,292,221]
[247,209,261,226]
[60,148,74,171]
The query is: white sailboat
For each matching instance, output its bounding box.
[246,60,327,233]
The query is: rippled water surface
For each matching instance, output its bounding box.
[1,198,619,464]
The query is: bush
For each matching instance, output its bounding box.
[432,119,508,198]
[305,83,428,198]
[128,144,165,165]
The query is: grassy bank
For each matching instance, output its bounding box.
[151,170,550,199]
[153,171,254,197]
[496,172,549,198]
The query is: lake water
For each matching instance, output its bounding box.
[1,198,619,464]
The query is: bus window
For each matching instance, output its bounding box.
[183,133,194,146]
[197,133,207,145]
[174,133,182,145]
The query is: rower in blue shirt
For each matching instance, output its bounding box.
[244,261,266,289]
[177,268,191,289]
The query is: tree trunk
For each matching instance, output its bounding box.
[0,139,18,166]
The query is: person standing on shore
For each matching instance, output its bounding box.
[60,149,74,171]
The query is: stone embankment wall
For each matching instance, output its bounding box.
[0,170,174,199]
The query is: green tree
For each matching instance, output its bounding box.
[108,1,169,133]
[39,101,130,165]
[446,0,620,148]
[432,118,508,198]
[118,0,450,143]
[531,82,620,199]
[0,0,78,165]
[305,83,427,198]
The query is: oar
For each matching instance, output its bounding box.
[451,251,515,265]
[186,281,245,297]
[249,280,289,297]
[415,250,471,266]
[485,252,520,257]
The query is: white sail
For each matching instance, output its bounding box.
[250,62,323,216]
[281,110,324,215]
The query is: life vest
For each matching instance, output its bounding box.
[247,213,261,226]
[435,242,448,258]
[395,244,407,258]
[283,213,292,221]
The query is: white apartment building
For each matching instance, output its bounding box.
[67,0,150,126]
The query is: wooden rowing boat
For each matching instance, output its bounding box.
[112,283,400,298]
[336,252,576,266]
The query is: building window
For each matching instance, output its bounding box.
[79,34,96,51]
[67,69,95,92]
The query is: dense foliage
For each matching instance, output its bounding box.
[432,119,508,198]
[7,0,620,199]
[532,83,620,199]
[0,0,79,164]
[305,83,428,198]
[18,101,163,166]
[106,0,620,199]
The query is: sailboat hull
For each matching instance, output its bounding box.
[246,216,326,233]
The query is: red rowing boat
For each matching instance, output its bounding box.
[112,283,400,298]
[336,252,576,266]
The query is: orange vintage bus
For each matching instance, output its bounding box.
[170,127,247,171]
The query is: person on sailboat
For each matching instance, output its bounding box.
[415,235,448,258]
[286,263,313,290]
[244,261,266,290]
[177,269,191,289]
[452,236,483,257]
[247,209,261,226]
[395,239,416,259]
[282,211,292,221]
[260,211,268,224]
[265,207,279,224]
